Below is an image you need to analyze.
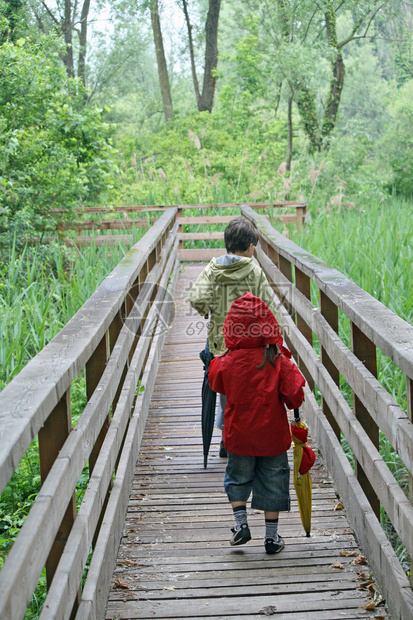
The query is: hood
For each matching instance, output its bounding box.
[223,292,284,350]
[209,256,256,283]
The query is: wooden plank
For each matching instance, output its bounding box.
[75,235,136,247]
[294,266,314,391]
[351,322,380,518]
[0,208,177,495]
[38,391,77,589]
[179,249,226,261]
[178,216,235,224]
[105,593,373,619]
[178,232,224,240]
[319,290,341,440]
[59,219,154,231]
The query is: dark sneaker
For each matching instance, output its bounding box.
[265,534,285,555]
[219,440,227,458]
[230,523,251,546]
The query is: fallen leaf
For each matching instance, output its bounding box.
[140,483,150,487]
[358,580,374,590]
[353,555,367,565]
[334,502,344,511]
[374,613,386,619]
[364,599,376,610]
[359,570,370,580]
[259,606,277,615]
[331,561,345,570]
[163,586,176,591]
[114,579,131,589]
[339,550,359,557]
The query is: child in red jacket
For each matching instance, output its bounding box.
[209,292,305,554]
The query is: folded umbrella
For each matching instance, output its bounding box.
[291,408,316,537]
[200,345,217,469]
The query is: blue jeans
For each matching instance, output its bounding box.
[224,451,290,512]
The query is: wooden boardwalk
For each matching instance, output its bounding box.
[105,264,389,620]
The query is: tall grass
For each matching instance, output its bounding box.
[0,233,146,389]
[289,196,412,574]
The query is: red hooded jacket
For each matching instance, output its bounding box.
[209,292,305,456]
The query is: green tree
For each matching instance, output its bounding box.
[0,31,116,240]
[0,0,24,43]
[241,0,388,152]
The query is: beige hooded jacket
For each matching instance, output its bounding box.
[188,256,280,355]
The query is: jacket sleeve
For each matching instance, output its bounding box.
[188,264,213,316]
[256,268,281,324]
[209,358,226,395]
[278,355,305,410]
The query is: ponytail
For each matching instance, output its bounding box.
[256,344,281,369]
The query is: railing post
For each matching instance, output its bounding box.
[38,390,76,588]
[296,204,306,231]
[319,291,341,440]
[407,377,413,505]
[110,307,128,414]
[147,247,157,273]
[278,254,294,320]
[351,322,380,518]
[295,266,314,391]
[177,208,183,251]
[407,376,413,585]
[87,332,110,475]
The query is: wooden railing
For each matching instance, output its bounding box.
[33,202,307,249]
[241,205,413,620]
[0,209,179,620]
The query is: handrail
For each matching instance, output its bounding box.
[32,203,308,251]
[0,208,178,620]
[241,205,413,620]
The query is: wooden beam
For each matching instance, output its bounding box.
[178,216,235,225]
[350,323,380,518]
[38,391,76,589]
[319,291,341,440]
[178,232,224,240]
[295,266,314,391]
[179,248,226,261]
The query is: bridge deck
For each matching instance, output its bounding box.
[105,264,389,620]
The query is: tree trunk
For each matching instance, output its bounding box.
[276,0,320,152]
[77,0,91,87]
[182,0,200,105]
[295,85,320,152]
[321,52,345,145]
[150,0,173,122]
[62,0,74,78]
[286,95,293,171]
[321,3,345,146]
[198,0,221,113]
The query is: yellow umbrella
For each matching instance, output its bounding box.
[291,409,316,537]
